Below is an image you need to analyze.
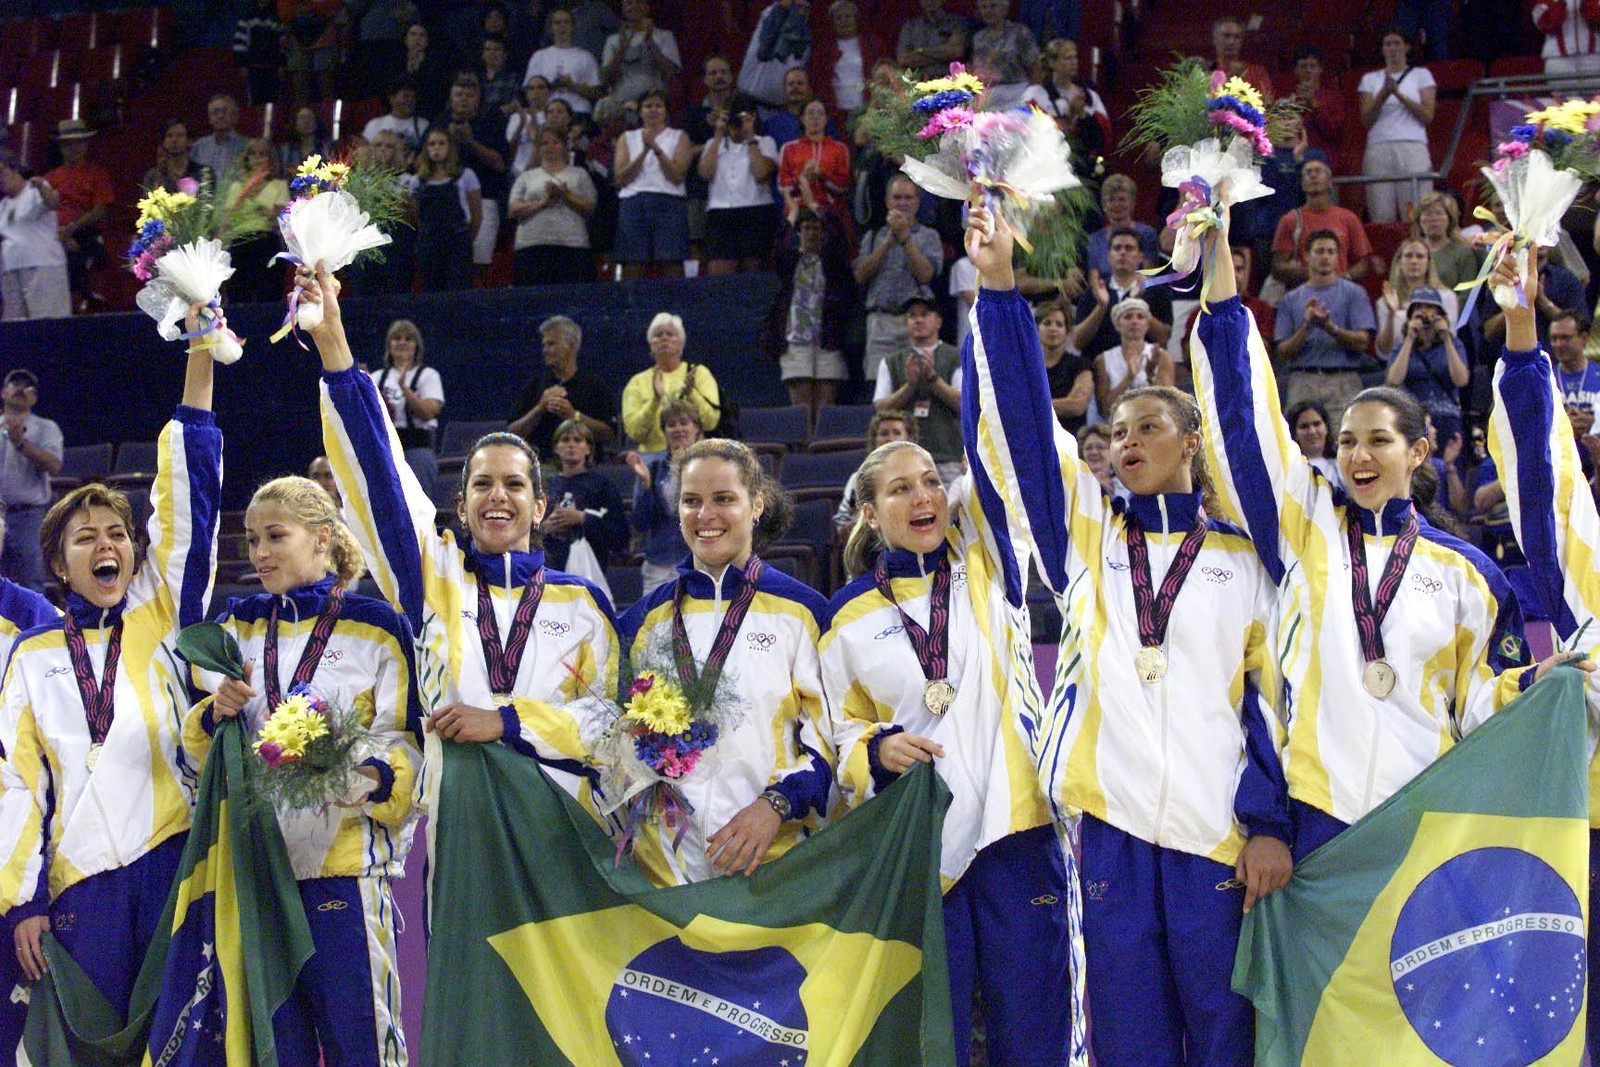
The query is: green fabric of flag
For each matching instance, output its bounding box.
[1234,668,1592,1066]
[421,740,957,1066]
[24,717,313,1066]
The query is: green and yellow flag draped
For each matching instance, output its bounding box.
[1235,668,1591,1066]
[421,741,957,1066]
[23,716,313,1066]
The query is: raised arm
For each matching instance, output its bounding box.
[135,317,224,631]
[0,670,48,928]
[1189,215,1317,585]
[961,206,1103,602]
[301,264,442,633]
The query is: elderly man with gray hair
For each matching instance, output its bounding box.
[620,312,724,452]
[508,314,621,460]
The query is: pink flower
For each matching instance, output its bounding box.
[176,177,199,195]
[917,107,976,139]
[1496,140,1530,160]
[1210,69,1227,94]
[628,674,655,698]
[258,741,284,768]
[658,747,701,779]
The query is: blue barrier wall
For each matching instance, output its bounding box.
[0,273,783,508]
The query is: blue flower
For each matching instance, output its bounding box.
[1208,95,1265,127]
[1511,124,1538,143]
[912,89,975,114]
[1546,128,1574,149]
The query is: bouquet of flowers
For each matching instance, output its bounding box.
[861,63,1087,278]
[248,683,378,814]
[1466,99,1600,320]
[127,180,245,363]
[270,155,404,342]
[1123,61,1281,307]
[571,644,746,861]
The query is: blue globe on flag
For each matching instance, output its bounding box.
[605,938,810,1066]
[1390,847,1586,1065]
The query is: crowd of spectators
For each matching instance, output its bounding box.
[10,0,1600,612]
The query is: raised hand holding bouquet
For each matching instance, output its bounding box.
[569,643,746,863]
[1460,99,1600,326]
[862,62,1087,277]
[127,179,245,362]
[270,155,403,342]
[1123,61,1278,309]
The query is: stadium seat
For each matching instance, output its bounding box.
[1428,58,1485,95]
[52,442,113,492]
[780,450,864,502]
[77,45,124,87]
[107,440,159,488]
[808,404,875,452]
[740,405,810,452]
[1488,55,1543,79]
[438,419,508,460]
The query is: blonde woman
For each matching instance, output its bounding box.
[185,476,422,1065]
[1410,191,1482,289]
[217,138,289,301]
[1376,237,1458,353]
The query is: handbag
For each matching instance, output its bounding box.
[564,536,613,602]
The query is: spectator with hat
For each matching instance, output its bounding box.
[42,119,113,314]
[1383,284,1470,444]
[874,295,964,486]
[0,369,63,593]
[0,154,69,322]
[1092,296,1176,413]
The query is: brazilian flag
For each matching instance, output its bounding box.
[1235,668,1591,1066]
[24,716,313,1066]
[422,740,957,1066]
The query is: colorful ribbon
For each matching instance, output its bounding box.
[1452,206,1529,332]
[176,299,244,354]
[268,252,311,348]
[1140,176,1225,312]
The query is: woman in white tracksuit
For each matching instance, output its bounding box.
[298,265,620,814]
[963,206,1290,1067]
[822,439,1068,1066]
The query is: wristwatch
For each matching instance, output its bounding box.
[759,788,792,821]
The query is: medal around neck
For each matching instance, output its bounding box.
[1362,659,1397,699]
[1134,645,1168,684]
[923,679,956,715]
[86,743,102,772]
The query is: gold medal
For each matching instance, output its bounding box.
[1362,660,1397,699]
[1133,646,1168,684]
[492,694,513,708]
[85,743,102,772]
[923,679,957,715]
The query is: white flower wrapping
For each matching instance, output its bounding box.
[134,237,243,364]
[1159,138,1273,279]
[275,190,391,331]
[899,107,1080,227]
[1481,149,1582,309]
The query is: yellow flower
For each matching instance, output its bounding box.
[317,161,350,185]
[1526,99,1600,136]
[255,694,331,759]
[625,672,692,735]
[295,154,325,178]
[914,70,986,97]
[1217,76,1265,113]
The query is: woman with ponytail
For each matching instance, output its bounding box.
[824,439,1067,1065]
[619,438,833,886]
[298,263,619,819]
[1187,202,1573,871]
[963,204,1289,1067]
[183,475,422,1065]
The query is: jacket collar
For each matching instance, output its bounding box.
[877,543,952,577]
[64,591,124,629]
[1120,489,1205,531]
[1350,496,1416,536]
[467,546,545,589]
[275,575,340,617]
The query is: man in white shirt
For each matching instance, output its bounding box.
[0,370,62,592]
[0,154,69,322]
[190,93,247,180]
[525,7,603,114]
[361,78,429,157]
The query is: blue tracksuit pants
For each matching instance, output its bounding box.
[50,833,186,1018]
[944,824,1073,1067]
[1079,815,1253,1067]
[272,876,407,1067]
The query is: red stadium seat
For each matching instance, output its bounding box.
[1428,58,1485,95]
[17,49,64,92]
[1365,220,1411,274]
[77,45,124,86]
[0,18,44,59]
[1489,54,1544,79]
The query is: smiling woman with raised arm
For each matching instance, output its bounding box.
[1188,204,1577,869]
[619,439,833,886]
[301,264,620,814]
[963,204,1289,1067]
[182,475,423,1065]
[1485,254,1600,1053]
[0,309,223,1024]
[821,434,1066,1063]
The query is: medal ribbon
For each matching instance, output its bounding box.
[872,551,952,683]
[1345,505,1420,663]
[263,585,346,708]
[672,557,765,692]
[469,558,546,696]
[61,611,123,746]
[1122,504,1210,649]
